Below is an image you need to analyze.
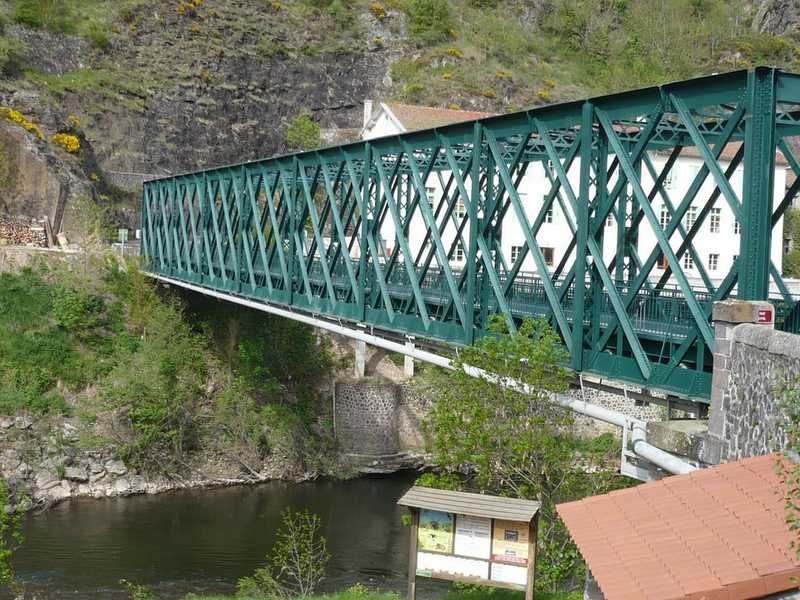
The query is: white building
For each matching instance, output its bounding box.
[360,101,789,288]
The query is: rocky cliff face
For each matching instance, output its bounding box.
[753,0,800,34]
[0,0,401,235]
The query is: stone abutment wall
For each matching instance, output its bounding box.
[711,324,800,461]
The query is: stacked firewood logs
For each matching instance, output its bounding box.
[0,216,48,247]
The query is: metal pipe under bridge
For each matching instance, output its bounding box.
[141,67,800,406]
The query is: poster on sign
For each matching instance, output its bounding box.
[491,519,529,566]
[418,510,454,553]
[491,562,528,586]
[453,515,492,559]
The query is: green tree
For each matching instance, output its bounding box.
[237,508,330,598]
[286,114,321,151]
[416,317,630,590]
[0,477,24,597]
[784,208,800,278]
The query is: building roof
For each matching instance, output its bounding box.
[383,103,493,132]
[397,486,540,522]
[657,141,788,166]
[557,454,800,600]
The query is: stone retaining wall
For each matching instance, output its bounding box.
[333,380,668,457]
[715,324,800,461]
[334,382,401,456]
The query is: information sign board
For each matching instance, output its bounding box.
[398,486,540,600]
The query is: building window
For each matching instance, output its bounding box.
[454,242,464,262]
[606,213,614,227]
[657,254,669,270]
[708,253,719,271]
[659,206,670,229]
[684,206,698,229]
[733,219,741,235]
[511,245,522,264]
[426,186,436,203]
[664,170,674,189]
[545,206,554,224]
[455,198,466,219]
[709,208,721,233]
[542,247,555,267]
[683,254,694,270]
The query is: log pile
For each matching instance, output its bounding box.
[0,216,48,247]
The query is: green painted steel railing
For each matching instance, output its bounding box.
[142,67,800,402]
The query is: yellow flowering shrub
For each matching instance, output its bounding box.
[52,133,81,154]
[0,107,44,139]
[177,0,204,15]
[67,114,81,129]
[370,2,386,20]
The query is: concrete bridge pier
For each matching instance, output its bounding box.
[354,340,367,378]
[353,339,415,379]
[404,341,415,379]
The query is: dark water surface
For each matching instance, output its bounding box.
[13,473,446,599]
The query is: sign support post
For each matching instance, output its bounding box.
[526,515,539,600]
[407,508,419,600]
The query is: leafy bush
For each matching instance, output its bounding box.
[13,0,73,32]
[0,36,25,76]
[120,579,155,600]
[286,114,321,151]
[99,296,208,471]
[237,508,330,598]
[405,0,453,44]
[87,23,111,50]
[0,476,24,596]
[52,285,105,335]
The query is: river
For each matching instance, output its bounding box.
[13,473,450,599]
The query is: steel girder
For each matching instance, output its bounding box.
[141,67,800,402]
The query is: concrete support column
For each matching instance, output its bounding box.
[354,340,367,378]
[707,299,774,461]
[404,341,415,379]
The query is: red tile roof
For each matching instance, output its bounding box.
[557,454,800,600]
[384,103,493,132]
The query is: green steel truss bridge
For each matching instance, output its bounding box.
[141,67,800,405]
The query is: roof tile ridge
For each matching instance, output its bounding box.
[387,101,492,116]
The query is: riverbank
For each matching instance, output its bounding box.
[0,251,432,513]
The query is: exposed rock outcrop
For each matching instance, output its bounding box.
[753,0,800,34]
